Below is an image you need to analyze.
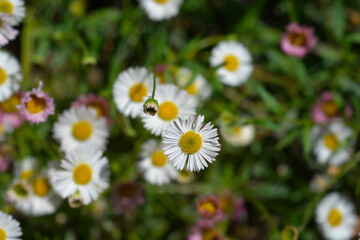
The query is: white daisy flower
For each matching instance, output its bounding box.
[14,156,37,181]
[163,115,221,172]
[53,106,109,153]
[220,122,255,147]
[210,41,253,86]
[0,51,22,102]
[0,0,25,26]
[6,180,32,215]
[176,67,212,102]
[0,13,18,46]
[316,192,357,240]
[138,139,179,185]
[113,67,155,118]
[312,121,353,166]
[142,84,197,136]
[0,211,22,240]
[139,0,183,21]
[52,147,110,205]
[28,168,62,216]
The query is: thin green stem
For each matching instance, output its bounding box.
[151,71,157,99]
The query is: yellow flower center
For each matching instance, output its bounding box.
[323,134,339,150]
[0,1,13,14]
[20,170,34,180]
[289,31,307,47]
[185,83,198,95]
[202,229,218,240]
[0,124,3,135]
[0,94,21,112]
[0,228,6,240]
[158,101,178,121]
[89,103,104,117]
[129,83,148,102]
[13,183,28,197]
[72,121,93,141]
[0,67,7,85]
[151,150,167,167]
[73,164,92,185]
[199,201,217,214]
[328,208,342,227]
[25,95,46,114]
[233,126,242,134]
[224,55,240,72]
[322,101,338,117]
[33,178,51,197]
[155,0,168,4]
[179,131,202,154]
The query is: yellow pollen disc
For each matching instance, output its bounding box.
[202,229,218,240]
[185,83,198,95]
[224,55,240,72]
[158,101,178,121]
[322,101,338,117]
[155,0,168,4]
[73,164,92,185]
[72,121,93,141]
[33,178,51,197]
[233,126,242,134]
[199,201,216,214]
[0,228,6,240]
[20,170,34,180]
[0,67,7,85]
[0,94,21,112]
[328,208,342,227]
[151,150,167,167]
[323,134,339,150]
[179,131,202,154]
[0,1,13,14]
[0,124,3,135]
[289,31,307,47]
[89,103,104,117]
[129,83,148,102]
[25,95,46,114]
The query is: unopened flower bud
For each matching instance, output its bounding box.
[143,98,159,116]
[68,192,84,208]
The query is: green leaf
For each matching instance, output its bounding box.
[253,83,284,115]
[329,0,345,41]
[302,124,312,157]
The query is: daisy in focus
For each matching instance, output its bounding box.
[315,192,357,240]
[311,91,353,124]
[53,106,109,152]
[18,81,55,124]
[0,211,22,240]
[113,67,155,118]
[0,51,22,102]
[71,93,112,126]
[142,84,197,136]
[281,22,317,58]
[210,41,253,87]
[0,0,25,26]
[52,147,110,205]
[0,13,18,46]
[139,0,183,21]
[176,67,212,102]
[0,91,23,128]
[311,121,353,166]
[163,115,221,172]
[138,139,179,185]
